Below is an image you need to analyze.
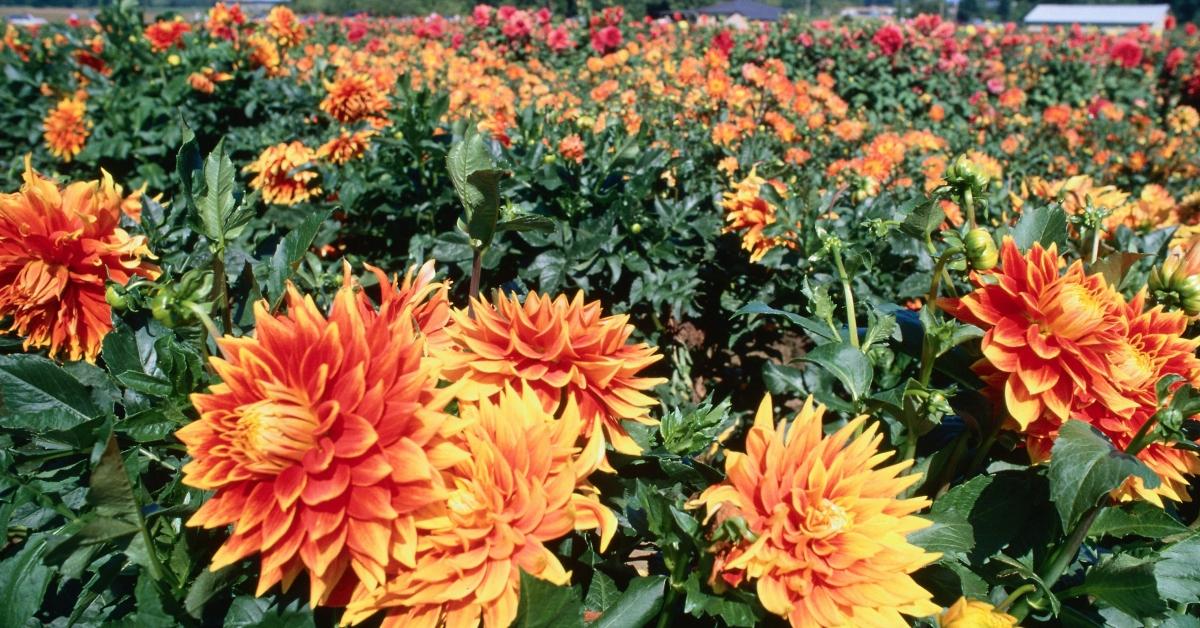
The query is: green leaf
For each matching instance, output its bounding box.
[1049,421,1160,530]
[0,354,103,432]
[223,597,314,628]
[909,513,974,556]
[735,302,837,343]
[176,125,202,207]
[0,535,53,628]
[798,342,872,402]
[1073,553,1166,618]
[929,472,1040,561]
[496,213,556,234]
[899,198,945,239]
[659,396,735,456]
[682,573,760,627]
[861,311,898,352]
[185,566,233,618]
[1156,534,1200,605]
[512,570,584,628]
[591,576,666,628]
[1011,204,1068,251]
[1090,502,1188,539]
[584,571,621,613]
[268,209,330,307]
[193,139,251,249]
[116,371,173,397]
[447,133,506,248]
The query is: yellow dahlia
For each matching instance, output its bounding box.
[1024,175,1128,216]
[320,73,390,126]
[438,291,665,455]
[178,268,464,607]
[342,386,617,628]
[0,158,158,362]
[691,395,940,627]
[43,96,90,162]
[940,238,1135,444]
[938,597,1019,627]
[244,141,321,206]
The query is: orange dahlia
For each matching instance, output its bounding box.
[265,6,305,47]
[43,96,90,162]
[178,267,464,607]
[938,597,1019,628]
[244,141,321,206]
[690,395,940,627]
[1074,291,1200,505]
[940,238,1135,438]
[342,386,616,628]
[721,167,794,262]
[317,129,376,165]
[144,18,191,53]
[438,291,665,455]
[320,73,391,126]
[246,34,283,76]
[0,158,158,362]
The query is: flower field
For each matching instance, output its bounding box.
[3,2,1200,626]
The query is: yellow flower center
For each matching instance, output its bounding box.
[1111,337,1157,389]
[234,398,319,473]
[803,498,851,538]
[1046,282,1109,340]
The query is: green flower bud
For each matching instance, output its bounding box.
[105,284,128,311]
[963,228,999,271]
[630,222,643,235]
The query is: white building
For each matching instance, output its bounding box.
[1023,4,1172,32]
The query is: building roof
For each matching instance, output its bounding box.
[695,0,785,21]
[1023,4,1170,25]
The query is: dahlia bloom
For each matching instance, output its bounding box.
[266,6,306,47]
[206,2,246,41]
[178,267,464,607]
[244,141,321,205]
[320,73,391,125]
[438,291,665,455]
[872,23,904,56]
[941,238,1134,434]
[1075,292,1200,505]
[0,158,158,362]
[691,395,940,627]
[43,96,90,162]
[144,18,190,52]
[317,129,376,165]
[938,597,1018,628]
[342,386,616,628]
[722,167,794,262]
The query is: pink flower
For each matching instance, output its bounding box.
[872,23,904,56]
[546,25,574,52]
[591,25,621,54]
[1110,37,1143,69]
[502,10,533,40]
[472,4,492,28]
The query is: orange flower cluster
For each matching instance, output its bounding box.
[320,73,391,125]
[188,67,233,94]
[181,270,655,626]
[942,238,1200,504]
[690,395,940,627]
[266,6,306,47]
[721,167,794,262]
[43,96,90,162]
[0,158,159,362]
[438,290,666,456]
[244,141,321,205]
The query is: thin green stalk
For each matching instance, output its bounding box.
[996,584,1037,613]
[964,187,977,230]
[1040,506,1102,588]
[468,247,484,317]
[832,247,859,348]
[212,251,232,334]
[1123,416,1158,457]
[1089,226,1102,266]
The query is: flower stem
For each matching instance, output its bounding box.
[997,584,1037,613]
[1089,226,1102,266]
[212,251,233,334]
[832,246,858,348]
[1040,505,1102,589]
[964,187,976,230]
